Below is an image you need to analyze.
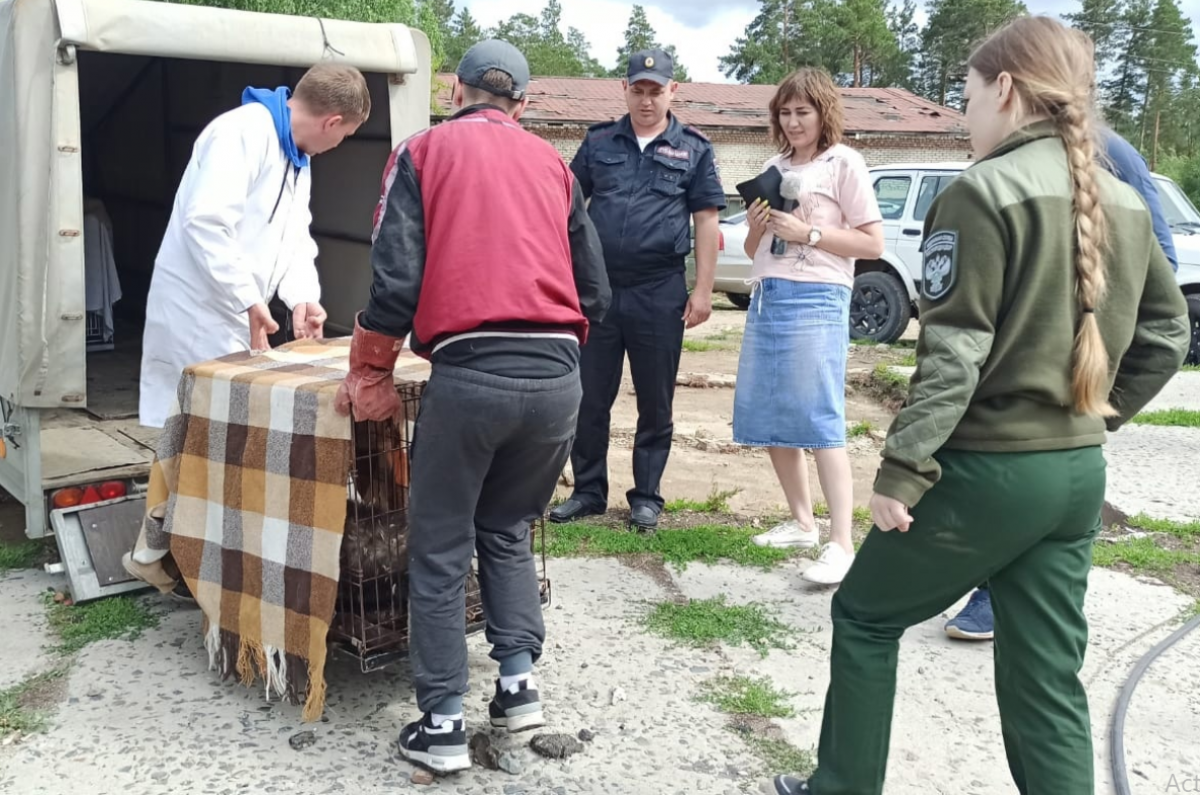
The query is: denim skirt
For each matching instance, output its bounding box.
[732,278,851,449]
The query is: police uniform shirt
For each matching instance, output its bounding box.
[570,113,726,287]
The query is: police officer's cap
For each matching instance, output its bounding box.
[626,48,674,86]
[456,39,531,101]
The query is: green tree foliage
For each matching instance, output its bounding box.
[155,0,447,72]
[721,0,915,88]
[485,0,607,77]
[1069,0,1198,165]
[917,0,1027,107]
[444,6,483,68]
[610,5,691,82]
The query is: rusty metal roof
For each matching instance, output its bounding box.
[433,75,967,135]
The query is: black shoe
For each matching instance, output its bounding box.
[629,504,659,532]
[397,713,470,774]
[549,498,604,524]
[774,775,812,794]
[488,678,545,733]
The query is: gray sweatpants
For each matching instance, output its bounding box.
[407,363,581,714]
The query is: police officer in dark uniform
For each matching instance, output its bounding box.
[549,48,726,531]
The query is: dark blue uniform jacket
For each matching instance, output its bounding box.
[569,113,726,287]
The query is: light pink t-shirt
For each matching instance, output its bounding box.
[750,144,883,289]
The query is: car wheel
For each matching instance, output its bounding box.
[726,292,751,311]
[1186,295,1200,366]
[850,271,912,344]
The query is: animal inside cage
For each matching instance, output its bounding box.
[330,381,551,672]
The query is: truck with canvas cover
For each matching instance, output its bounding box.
[0,0,433,599]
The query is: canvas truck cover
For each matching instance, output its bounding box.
[0,0,425,408]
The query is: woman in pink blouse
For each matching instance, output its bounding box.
[734,67,885,586]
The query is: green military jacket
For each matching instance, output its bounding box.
[875,120,1190,507]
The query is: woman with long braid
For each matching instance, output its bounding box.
[771,16,1190,795]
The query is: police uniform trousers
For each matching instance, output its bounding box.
[569,270,688,514]
[807,446,1105,795]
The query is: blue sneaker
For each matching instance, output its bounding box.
[945,588,994,640]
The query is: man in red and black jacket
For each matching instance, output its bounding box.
[334,40,609,774]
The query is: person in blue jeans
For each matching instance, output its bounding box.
[945,126,1178,641]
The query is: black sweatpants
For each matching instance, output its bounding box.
[568,270,688,514]
[406,363,581,714]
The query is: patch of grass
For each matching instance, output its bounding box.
[898,352,917,367]
[0,540,45,573]
[813,503,874,526]
[1128,408,1200,428]
[544,522,798,569]
[873,361,910,388]
[642,595,795,657]
[1125,514,1200,538]
[847,421,874,438]
[665,486,741,515]
[697,675,796,719]
[681,327,743,353]
[1182,364,1200,372]
[1091,538,1200,572]
[740,732,816,778]
[42,593,159,655]
[681,339,721,353]
[0,668,68,740]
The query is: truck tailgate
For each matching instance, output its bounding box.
[40,412,156,491]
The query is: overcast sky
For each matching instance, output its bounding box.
[460,0,1198,84]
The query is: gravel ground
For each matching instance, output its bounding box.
[0,557,1196,795]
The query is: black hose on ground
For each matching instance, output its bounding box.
[1111,612,1200,795]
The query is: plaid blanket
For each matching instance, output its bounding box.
[125,337,429,721]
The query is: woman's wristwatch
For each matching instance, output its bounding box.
[807,227,823,247]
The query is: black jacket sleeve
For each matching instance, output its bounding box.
[361,149,426,339]
[569,135,593,199]
[567,176,610,325]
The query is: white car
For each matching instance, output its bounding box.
[714,162,1200,363]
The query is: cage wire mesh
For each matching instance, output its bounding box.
[330,381,551,672]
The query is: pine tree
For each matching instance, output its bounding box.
[879,0,919,89]
[719,0,807,85]
[611,5,690,82]
[444,7,482,67]
[1065,0,1125,69]
[720,0,910,87]
[918,0,1026,107]
[839,0,898,87]
[488,1,600,77]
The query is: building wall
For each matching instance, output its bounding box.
[524,124,972,213]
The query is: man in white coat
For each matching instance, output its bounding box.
[138,63,371,428]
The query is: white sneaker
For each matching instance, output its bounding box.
[802,543,854,585]
[752,520,819,549]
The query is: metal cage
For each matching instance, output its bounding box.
[330,381,551,672]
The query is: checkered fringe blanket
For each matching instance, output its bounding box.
[125,338,428,721]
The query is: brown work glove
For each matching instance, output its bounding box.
[334,313,404,422]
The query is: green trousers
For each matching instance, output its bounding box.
[807,447,1105,795]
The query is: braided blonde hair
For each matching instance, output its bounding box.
[968,17,1116,417]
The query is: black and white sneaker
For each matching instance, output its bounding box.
[774,775,812,794]
[396,713,470,774]
[488,678,545,733]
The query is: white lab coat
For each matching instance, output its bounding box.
[139,103,321,428]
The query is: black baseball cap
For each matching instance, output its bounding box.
[456,39,530,101]
[627,48,673,85]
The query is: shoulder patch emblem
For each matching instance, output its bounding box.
[921,230,957,301]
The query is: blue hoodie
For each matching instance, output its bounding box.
[1102,129,1178,272]
[241,86,309,170]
